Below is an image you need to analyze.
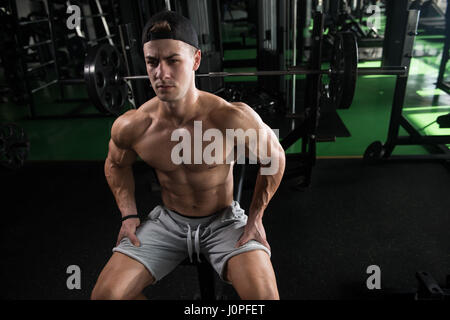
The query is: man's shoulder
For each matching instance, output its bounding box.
[111,107,153,149]
[208,96,260,130]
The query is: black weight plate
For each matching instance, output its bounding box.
[328,33,345,109]
[328,32,358,110]
[0,123,30,169]
[84,44,127,116]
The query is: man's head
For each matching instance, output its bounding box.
[142,11,201,102]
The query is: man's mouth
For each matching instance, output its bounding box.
[157,84,175,89]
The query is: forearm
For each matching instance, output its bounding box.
[104,157,138,217]
[248,152,285,221]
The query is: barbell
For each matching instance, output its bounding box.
[78,32,408,115]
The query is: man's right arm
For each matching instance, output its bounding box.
[105,111,141,246]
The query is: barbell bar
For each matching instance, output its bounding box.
[122,66,407,80]
[71,66,408,83]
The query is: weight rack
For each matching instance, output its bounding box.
[8,0,120,119]
[365,8,450,163]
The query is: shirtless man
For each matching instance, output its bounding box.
[91,11,285,300]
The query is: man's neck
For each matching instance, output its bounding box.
[160,87,201,127]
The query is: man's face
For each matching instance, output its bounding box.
[143,39,201,102]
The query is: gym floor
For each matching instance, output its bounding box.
[1,15,450,300]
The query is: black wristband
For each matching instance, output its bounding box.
[121,214,139,222]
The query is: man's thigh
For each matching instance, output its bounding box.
[92,252,155,299]
[225,249,279,300]
[202,202,271,282]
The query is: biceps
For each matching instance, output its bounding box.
[106,139,137,167]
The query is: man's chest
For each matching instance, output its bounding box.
[133,121,237,172]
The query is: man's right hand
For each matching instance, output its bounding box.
[116,218,141,247]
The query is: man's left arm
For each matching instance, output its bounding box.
[223,103,286,250]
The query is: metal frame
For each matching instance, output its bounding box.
[369,10,450,162]
[276,11,325,188]
[9,0,56,117]
[8,0,121,119]
[48,0,120,118]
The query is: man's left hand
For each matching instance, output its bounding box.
[235,218,271,252]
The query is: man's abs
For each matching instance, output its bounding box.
[156,164,235,217]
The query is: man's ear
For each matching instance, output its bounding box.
[193,50,202,71]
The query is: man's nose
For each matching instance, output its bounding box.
[155,62,170,79]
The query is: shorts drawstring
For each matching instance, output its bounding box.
[194,224,201,263]
[186,224,193,263]
[186,224,202,263]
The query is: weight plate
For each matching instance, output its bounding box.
[0,123,30,169]
[84,44,127,116]
[328,34,344,109]
[328,32,358,110]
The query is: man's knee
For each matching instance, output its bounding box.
[229,278,279,300]
[233,273,279,300]
[251,285,279,300]
[91,281,134,300]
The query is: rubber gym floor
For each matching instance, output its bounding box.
[1,24,449,300]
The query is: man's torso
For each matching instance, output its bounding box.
[129,91,239,216]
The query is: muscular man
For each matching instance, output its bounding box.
[91,11,285,300]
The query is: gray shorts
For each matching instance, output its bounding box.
[112,201,271,284]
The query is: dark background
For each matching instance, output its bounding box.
[1,158,449,300]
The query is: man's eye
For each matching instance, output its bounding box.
[169,60,178,64]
